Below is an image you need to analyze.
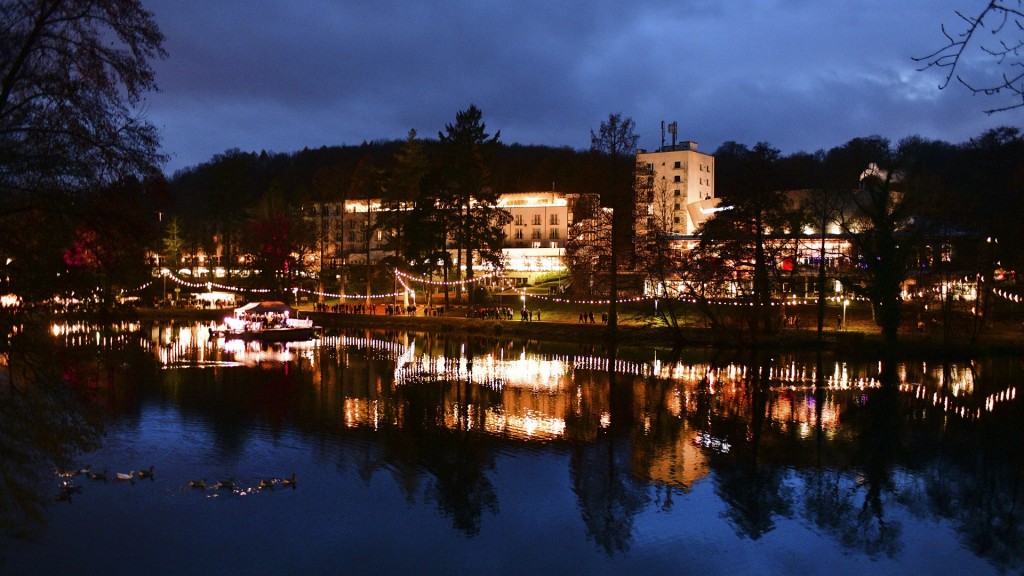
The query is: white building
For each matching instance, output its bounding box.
[637,139,717,236]
[497,191,575,283]
[300,191,580,284]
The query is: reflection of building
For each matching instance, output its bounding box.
[639,433,710,492]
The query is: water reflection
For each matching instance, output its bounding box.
[9,320,1023,572]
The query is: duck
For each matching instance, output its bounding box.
[188,479,206,489]
[213,478,235,490]
[88,469,108,481]
[137,465,154,479]
[281,473,297,488]
[60,482,83,495]
[115,471,135,481]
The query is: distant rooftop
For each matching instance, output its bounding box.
[638,141,700,154]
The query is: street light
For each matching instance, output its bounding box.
[842,298,849,331]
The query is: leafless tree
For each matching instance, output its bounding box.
[916,1,1024,113]
[565,194,611,297]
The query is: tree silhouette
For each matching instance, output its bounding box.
[589,113,639,337]
[437,105,509,301]
[917,1,1024,112]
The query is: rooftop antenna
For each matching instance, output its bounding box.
[668,121,678,148]
[660,121,665,150]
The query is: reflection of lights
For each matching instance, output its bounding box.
[54,322,1019,440]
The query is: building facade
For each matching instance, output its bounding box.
[297,191,580,285]
[636,140,716,236]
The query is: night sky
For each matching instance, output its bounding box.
[140,0,1015,174]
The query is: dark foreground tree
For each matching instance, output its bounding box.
[0,2,164,531]
[437,105,509,302]
[590,113,639,336]
[696,142,797,338]
[1,0,167,303]
[0,0,167,196]
[835,139,921,346]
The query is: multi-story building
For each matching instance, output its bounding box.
[497,191,575,284]
[636,138,717,236]
[297,191,582,286]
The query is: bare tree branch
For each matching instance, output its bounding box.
[915,1,1024,113]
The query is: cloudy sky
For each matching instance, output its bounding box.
[139,0,1017,174]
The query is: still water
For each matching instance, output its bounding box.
[1,320,1022,575]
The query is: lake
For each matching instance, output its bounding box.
[0,319,1021,575]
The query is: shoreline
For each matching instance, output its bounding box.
[131,306,1024,358]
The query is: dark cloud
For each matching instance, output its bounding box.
[141,0,1014,173]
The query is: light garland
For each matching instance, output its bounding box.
[395,269,496,287]
[126,269,930,310]
[295,287,405,300]
[161,271,273,294]
[993,287,1023,304]
[395,276,420,304]
[123,280,154,293]
[498,279,863,308]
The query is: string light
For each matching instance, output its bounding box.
[396,269,497,286]
[396,275,416,299]
[295,287,405,300]
[993,287,1023,304]
[140,269,1018,311]
[122,280,154,293]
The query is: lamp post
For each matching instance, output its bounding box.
[842,298,849,331]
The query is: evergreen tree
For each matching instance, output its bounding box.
[437,105,510,301]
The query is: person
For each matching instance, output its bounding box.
[836,313,843,330]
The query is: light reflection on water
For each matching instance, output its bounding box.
[1,320,1020,574]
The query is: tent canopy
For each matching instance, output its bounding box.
[234,301,294,315]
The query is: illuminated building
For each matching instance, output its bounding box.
[636,132,718,236]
